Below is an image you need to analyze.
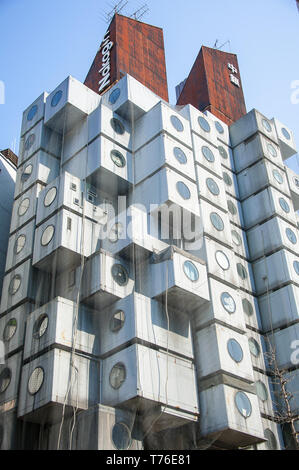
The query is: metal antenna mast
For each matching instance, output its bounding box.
[104,0,128,23]
[130,3,149,21]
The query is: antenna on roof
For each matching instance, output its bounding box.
[130,3,149,21]
[213,39,231,52]
[105,0,128,23]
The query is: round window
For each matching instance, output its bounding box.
[293,177,299,188]
[51,90,63,107]
[286,228,297,245]
[24,134,35,152]
[3,318,17,342]
[272,169,283,184]
[27,105,38,121]
[44,187,57,207]
[33,314,49,339]
[267,143,277,158]
[235,391,252,418]
[221,292,236,314]
[14,234,26,254]
[176,181,191,200]
[210,212,224,231]
[248,338,260,357]
[242,298,253,317]
[206,178,220,196]
[111,264,129,286]
[227,200,237,216]
[281,128,291,141]
[237,263,248,280]
[170,115,184,132]
[21,163,33,182]
[0,368,11,394]
[173,147,187,164]
[215,121,224,134]
[109,88,121,105]
[293,261,299,276]
[231,230,242,246]
[223,171,233,186]
[112,422,132,450]
[109,223,123,243]
[202,146,215,162]
[215,250,230,271]
[262,119,272,133]
[198,116,211,133]
[110,150,126,168]
[256,381,268,402]
[110,310,125,332]
[110,118,125,135]
[264,429,277,450]
[9,275,22,295]
[218,145,228,160]
[183,260,199,282]
[109,363,126,389]
[279,197,290,214]
[28,367,44,395]
[18,198,30,217]
[227,339,243,363]
[41,225,55,246]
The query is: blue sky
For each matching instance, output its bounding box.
[0,0,298,171]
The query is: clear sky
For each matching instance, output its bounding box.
[0,0,298,171]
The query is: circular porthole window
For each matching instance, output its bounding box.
[231,230,242,246]
[170,115,184,132]
[242,298,253,317]
[227,200,237,216]
[44,187,57,207]
[256,381,268,402]
[110,118,125,135]
[183,260,199,282]
[293,261,299,276]
[0,368,11,394]
[286,228,297,245]
[272,169,283,184]
[18,198,30,217]
[210,212,224,231]
[227,339,243,363]
[198,116,211,133]
[176,181,191,200]
[218,145,228,160]
[215,250,230,271]
[293,177,299,189]
[109,88,121,105]
[202,146,215,163]
[21,163,33,182]
[264,429,277,450]
[109,363,126,389]
[14,234,26,254]
[215,121,224,134]
[279,197,290,214]
[173,147,187,164]
[111,264,129,286]
[112,423,132,450]
[9,275,22,295]
[110,310,125,333]
[282,128,291,141]
[27,105,38,122]
[24,134,35,152]
[223,171,233,186]
[262,119,272,133]
[28,367,44,395]
[33,314,49,339]
[237,263,248,280]
[3,318,17,342]
[41,225,55,246]
[235,391,252,418]
[221,292,236,314]
[267,143,277,158]
[248,338,260,357]
[206,178,220,196]
[110,150,126,168]
[51,90,63,107]
[109,223,123,243]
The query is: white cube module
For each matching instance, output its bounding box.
[0,303,34,356]
[245,329,268,372]
[23,297,99,360]
[134,133,195,185]
[266,324,299,370]
[257,418,283,450]
[101,344,198,419]
[199,199,233,247]
[272,118,297,160]
[235,255,256,294]
[10,183,44,234]
[259,284,299,332]
[218,142,235,173]
[193,133,222,178]
[0,352,22,407]
[205,110,231,147]
[222,167,239,200]
[98,293,193,359]
[19,120,62,166]
[179,105,218,146]
[21,92,48,137]
[45,76,100,134]
[81,251,134,310]
[229,109,278,149]
[253,370,276,418]
[0,260,33,314]
[285,165,299,211]
[226,195,244,228]
[17,349,100,423]
[5,219,35,272]
[196,164,226,211]
[230,224,249,260]
[240,292,262,331]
